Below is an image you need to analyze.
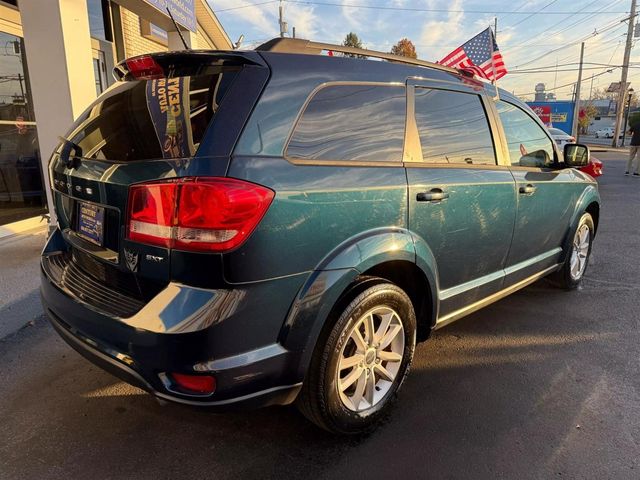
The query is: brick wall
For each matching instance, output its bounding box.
[120,7,167,58]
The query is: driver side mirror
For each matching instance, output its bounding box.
[564,143,590,167]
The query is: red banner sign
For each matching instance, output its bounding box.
[531,105,551,124]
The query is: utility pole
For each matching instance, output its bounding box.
[612,0,637,147]
[572,42,585,141]
[279,1,287,38]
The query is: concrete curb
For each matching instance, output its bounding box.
[0,216,49,240]
[585,145,630,153]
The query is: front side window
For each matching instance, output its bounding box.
[414,88,496,165]
[286,84,406,163]
[497,101,555,167]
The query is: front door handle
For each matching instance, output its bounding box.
[417,188,449,202]
[519,184,537,195]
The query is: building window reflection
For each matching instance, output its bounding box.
[0,31,43,225]
[87,0,112,42]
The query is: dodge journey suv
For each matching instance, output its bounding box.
[41,38,600,434]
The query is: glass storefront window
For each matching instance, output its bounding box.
[87,0,106,41]
[0,31,44,225]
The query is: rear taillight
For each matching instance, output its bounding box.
[125,55,164,79]
[127,177,274,252]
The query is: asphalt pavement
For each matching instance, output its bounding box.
[0,228,47,339]
[1,152,639,479]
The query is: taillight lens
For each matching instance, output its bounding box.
[128,183,177,248]
[127,177,274,252]
[170,373,216,395]
[125,55,164,79]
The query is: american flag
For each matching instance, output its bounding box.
[439,28,507,82]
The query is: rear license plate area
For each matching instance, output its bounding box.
[76,201,105,246]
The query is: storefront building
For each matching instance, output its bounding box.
[0,0,231,227]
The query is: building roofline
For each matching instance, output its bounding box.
[196,0,232,49]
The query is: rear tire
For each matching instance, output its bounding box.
[551,212,594,290]
[297,281,416,434]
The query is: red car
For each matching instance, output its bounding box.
[580,157,603,178]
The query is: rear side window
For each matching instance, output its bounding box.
[286,84,406,163]
[496,101,554,167]
[64,69,239,161]
[414,88,496,165]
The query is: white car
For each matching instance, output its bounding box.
[548,127,575,147]
[595,127,615,138]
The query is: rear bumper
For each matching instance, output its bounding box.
[45,305,301,408]
[40,231,307,409]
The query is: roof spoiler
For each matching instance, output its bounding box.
[113,50,266,81]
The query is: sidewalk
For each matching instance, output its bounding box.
[0,227,47,339]
[585,144,630,154]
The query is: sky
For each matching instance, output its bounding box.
[208,0,640,101]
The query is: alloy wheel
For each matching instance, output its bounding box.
[336,306,405,412]
[570,223,590,280]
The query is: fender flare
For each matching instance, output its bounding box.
[561,184,600,260]
[279,227,439,380]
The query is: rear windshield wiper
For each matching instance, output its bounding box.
[58,136,83,168]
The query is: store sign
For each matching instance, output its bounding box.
[551,113,568,122]
[532,105,551,124]
[143,0,196,32]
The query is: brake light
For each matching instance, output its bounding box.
[125,55,164,79]
[127,177,274,252]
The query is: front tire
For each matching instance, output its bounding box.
[551,213,594,289]
[297,281,416,434]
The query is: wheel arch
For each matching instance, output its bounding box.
[360,260,434,342]
[560,187,600,262]
[279,228,439,381]
[585,200,600,235]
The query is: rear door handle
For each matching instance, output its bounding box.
[416,188,449,202]
[519,184,537,195]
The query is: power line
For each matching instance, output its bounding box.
[507,0,560,29]
[214,1,278,12]
[510,61,640,72]
[282,0,628,15]
[506,0,604,49]
[514,67,621,96]
[497,0,530,22]
[513,15,630,69]
[510,66,640,73]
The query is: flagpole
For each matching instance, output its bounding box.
[489,26,500,101]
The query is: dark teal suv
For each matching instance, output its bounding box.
[40,38,600,434]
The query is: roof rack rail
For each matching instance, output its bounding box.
[255,38,460,75]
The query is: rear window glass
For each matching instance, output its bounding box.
[64,68,238,161]
[286,84,406,163]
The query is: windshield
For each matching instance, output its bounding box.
[62,68,239,161]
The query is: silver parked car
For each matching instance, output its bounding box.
[548,127,575,147]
